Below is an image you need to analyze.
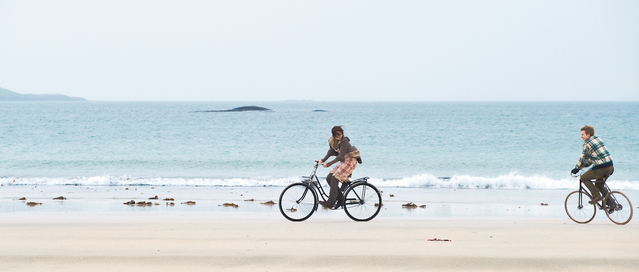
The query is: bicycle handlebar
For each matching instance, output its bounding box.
[571,168,589,178]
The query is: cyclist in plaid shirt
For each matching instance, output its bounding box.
[571,125,614,204]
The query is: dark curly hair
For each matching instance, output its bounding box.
[331,126,344,137]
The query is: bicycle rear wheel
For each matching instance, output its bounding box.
[343,183,382,222]
[604,191,633,225]
[564,190,596,224]
[279,183,318,222]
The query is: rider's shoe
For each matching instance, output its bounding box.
[319,201,332,209]
[606,203,616,214]
[589,195,602,204]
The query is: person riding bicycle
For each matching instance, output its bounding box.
[317,126,362,209]
[571,125,614,204]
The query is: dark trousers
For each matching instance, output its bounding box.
[325,173,347,205]
[580,166,614,199]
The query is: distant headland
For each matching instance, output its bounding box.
[196,106,271,112]
[0,87,86,101]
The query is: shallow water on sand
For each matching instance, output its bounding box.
[2,185,636,222]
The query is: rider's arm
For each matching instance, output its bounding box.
[320,148,338,163]
[575,143,593,170]
[325,138,351,167]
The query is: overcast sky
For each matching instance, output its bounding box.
[1,1,637,101]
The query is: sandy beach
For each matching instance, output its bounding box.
[1,213,638,272]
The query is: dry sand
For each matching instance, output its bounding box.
[1,214,638,272]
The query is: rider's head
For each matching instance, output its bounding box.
[581,125,595,141]
[331,126,344,139]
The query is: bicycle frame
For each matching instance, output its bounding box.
[573,170,623,212]
[301,162,370,208]
[280,162,382,222]
[301,162,328,201]
[576,181,612,211]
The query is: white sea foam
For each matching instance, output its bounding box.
[2,173,638,190]
[371,173,639,190]
[0,176,302,187]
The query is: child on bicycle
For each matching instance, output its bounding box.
[571,125,614,204]
[317,126,362,209]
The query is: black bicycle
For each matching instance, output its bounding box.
[279,161,382,222]
[565,171,633,225]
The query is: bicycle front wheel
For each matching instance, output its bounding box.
[279,183,318,222]
[604,191,633,225]
[343,183,382,222]
[564,190,596,224]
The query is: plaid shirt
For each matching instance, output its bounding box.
[575,136,613,170]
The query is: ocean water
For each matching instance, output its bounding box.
[1,101,638,190]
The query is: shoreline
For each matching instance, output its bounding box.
[1,216,638,272]
[2,185,638,220]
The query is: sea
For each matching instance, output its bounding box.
[1,101,638,219]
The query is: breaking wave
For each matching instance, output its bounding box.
[2,173,638,190]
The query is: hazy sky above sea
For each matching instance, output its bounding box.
[1,1,638,101]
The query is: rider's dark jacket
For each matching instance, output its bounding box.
[321,136,361,167]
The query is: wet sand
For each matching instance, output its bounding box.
[1,185,608,219]
[1,214,638,272]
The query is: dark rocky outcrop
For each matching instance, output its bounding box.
[196,106,271,112]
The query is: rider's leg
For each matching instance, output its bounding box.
[326,175,340,206]
[334,182,349,207]
[599,166,613,194]
[581,166,614,202]
[596,166,614,204]
[580,169,601,200]
[595,180,608,198]
[324,158,357,208]
[320,173,339,207]
[325,173,333,186]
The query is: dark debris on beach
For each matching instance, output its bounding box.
[428,238,451,242]
[402,202,426,209]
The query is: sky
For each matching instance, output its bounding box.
[1,1,638,101]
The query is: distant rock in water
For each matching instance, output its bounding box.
[0,87,86,101]
[196,106,271,112]
[313,109,327,112]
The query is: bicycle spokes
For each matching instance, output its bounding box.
[565,191,596,224]
[343,183,382,222]
[604,191,633,225]
[279,183,317,222]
